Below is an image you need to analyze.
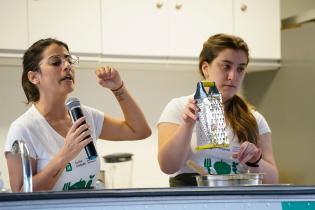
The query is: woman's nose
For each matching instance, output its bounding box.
[63,65,72,73]
[63,60,72,71]
[64,59,71,67]
[228,69,237,81]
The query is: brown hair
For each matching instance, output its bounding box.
[22,38,69,104]
[198,33,258,144]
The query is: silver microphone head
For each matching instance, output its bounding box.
[65,97,81,110]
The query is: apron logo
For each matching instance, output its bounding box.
[203,158,240,175]
[66,163,72,172]
[62,175,95,190]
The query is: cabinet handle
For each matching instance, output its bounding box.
[240,4,247,12]
[175,2,182,10]
[156,0,163,9]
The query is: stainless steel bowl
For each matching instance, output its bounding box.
[195,173,264,187]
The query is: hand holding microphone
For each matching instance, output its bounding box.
[61,117,92,162]
[66,97,98,160]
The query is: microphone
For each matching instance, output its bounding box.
[65,97,98,160]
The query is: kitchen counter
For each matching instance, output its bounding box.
[1,185,315,210]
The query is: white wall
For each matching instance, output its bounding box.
[0,62,201,189]
[244,21,315,185]
[281,0,315,18]
[241,0,315,185]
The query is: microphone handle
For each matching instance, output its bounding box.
[69,107,98,160]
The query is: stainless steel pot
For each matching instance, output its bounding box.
[195,173,263,187]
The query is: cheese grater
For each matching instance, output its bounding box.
[194,80,229,150]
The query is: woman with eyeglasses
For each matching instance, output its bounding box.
[4,38,151,192]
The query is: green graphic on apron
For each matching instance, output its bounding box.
[214,160,231,174]
[62,175,95,190]
[232,162,239,174]
[204,158,212,174]
[203,158,240,175]
[66,163,72,172]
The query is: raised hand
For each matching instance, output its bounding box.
[95,66,123,90]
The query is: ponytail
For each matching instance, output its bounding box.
[225,95,258,145]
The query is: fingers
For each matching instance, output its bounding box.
[237,141,250,158]
[61,118,93,162]
[95,66,120,83]
[79,136,93,149]
[95,66,116,80]
[95,66,122,89]
[68,128,92,151]
[182,99,199,121]
[68,117,92,144]
[73,124,91,142]
[241,153,254,164]
[68,116,86,133]
[235,141,261,164]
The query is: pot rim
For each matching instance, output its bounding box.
[195,173,264,181]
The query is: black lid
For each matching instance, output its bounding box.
[103,153,133,163]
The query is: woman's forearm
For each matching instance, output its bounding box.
[158,123,194,174]
[112,84,151,139]
[31,155,68,191]
[249,159,279,184]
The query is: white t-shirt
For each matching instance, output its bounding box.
[158,95,271,177]
[4,104,104,191]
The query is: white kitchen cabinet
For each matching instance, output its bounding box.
[0,0,281,69]
[233,0,281,60]
[101,0,233,58]
[168,0,233,57]
[0,0,28,50]
[28,0,101,54]
[101,0,280,62]
[101,0,169,57]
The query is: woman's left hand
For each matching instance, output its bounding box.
[95,66,123,90]
[232,141,262,164]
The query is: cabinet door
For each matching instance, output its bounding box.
[101,0,168,57]
[0,0,28,50]
[28,0,101,54]
[234,0,281,59]
[168,0,233,58]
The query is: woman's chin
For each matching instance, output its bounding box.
[222,94,235,103]
[63,86,74,94]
